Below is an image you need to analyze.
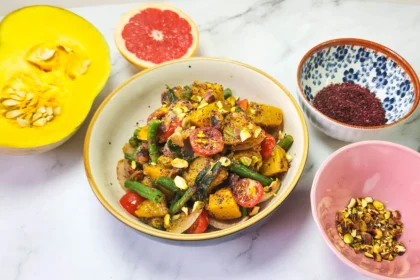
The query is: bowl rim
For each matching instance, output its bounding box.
[311,140,420,280]
[84,56,309,241]
[296,38,420,130]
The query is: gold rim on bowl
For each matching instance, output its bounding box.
[296,38,420,130]
[84,57,309,241]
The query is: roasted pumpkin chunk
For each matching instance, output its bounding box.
[207,188,241,220]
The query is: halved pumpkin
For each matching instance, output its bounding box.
[0,6,111,154]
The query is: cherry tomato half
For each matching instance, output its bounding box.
[237,99,248,111]
[189,127,224,156]
[162,119,182,141]
[232,178,264,208]
[188,210,209,234]
[119,191,146,215]
[260,132,276,160]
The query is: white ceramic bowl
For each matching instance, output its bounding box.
[297,38,420,142]
[84,57,309,242]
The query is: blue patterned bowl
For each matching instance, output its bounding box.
[297,38,419,142]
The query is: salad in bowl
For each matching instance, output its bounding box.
[117,81,294,234]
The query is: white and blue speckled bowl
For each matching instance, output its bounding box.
[297,38,419,142]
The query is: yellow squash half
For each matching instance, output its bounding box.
[0,6,111,154]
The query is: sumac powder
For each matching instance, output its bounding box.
[313,83,386,126]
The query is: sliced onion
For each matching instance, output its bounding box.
[260,179,281,203]
[208,216,249,230]
[167,208,203,233]
[116,159,130,190]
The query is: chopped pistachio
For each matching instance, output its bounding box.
[373,228,383,239]
[192,201,205,213]
[373,200,384,211]
[131,161,136,170]
[343,234,353,244]
[364,252,374,258]
[218,157,231,167]
[251,156,259,165]
[181,207,189,216]
[239,156,252,166]
[254,127,262,138]
[361,199,368,208]
[395,245,406,255]
[190,95,202,102]
[174,176,188,190]
[197,102,209,109]
[249,206,260,216]
[171,158,189,168]
[336,197,405,262]
[348,198,356,208]
[239,128,251,142]
[374,253,382,262]
[364,197,373,203]
[164,214,171,229]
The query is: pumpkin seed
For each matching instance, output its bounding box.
[16,118,29,127]
[26,93,34,100]
[37,106,46,114]
[32,112,42,121]
[39,49,56,60]
[15,91,26,97]
[6,110,22,119]
[33,117,47,127]
[46,107,53,116]
[2,99,19,107]
[53,107,61,116]
[10,95,23,101]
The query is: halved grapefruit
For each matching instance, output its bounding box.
[115,3,199,68]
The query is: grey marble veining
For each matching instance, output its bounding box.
[1,1,420,279]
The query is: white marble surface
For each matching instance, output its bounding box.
[1,1,420,279]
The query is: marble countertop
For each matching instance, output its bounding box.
[1,1,420,279]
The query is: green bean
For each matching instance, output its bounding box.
[129,128,141,148]
[194,166,211,186]
[169,164,211,214]
[229,163,273,186]
[155,177,179,193]
[170,191,183,204]
[166,85,178,103]
[183,85,192,99]
[133,128,140,137]
[167,139,182,158]
[147,119,161,163]
[125,180,164,203]
[124,152,137,162]
[241,206,248,217]
[223,88,232,99]
[200,162,222,193]
[277,135,294,151]
[169,187,195,215]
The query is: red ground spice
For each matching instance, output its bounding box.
[313,83,386,127]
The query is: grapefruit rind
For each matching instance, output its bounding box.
[115,3,199,68]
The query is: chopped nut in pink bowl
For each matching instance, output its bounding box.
[311,141,420,280]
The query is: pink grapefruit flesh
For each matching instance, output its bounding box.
[115,4,199,68]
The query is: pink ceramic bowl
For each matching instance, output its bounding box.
[311,141,420,279]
